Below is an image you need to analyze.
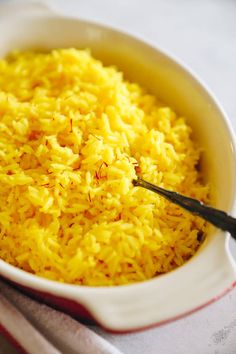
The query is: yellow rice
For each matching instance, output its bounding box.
[0,49,209,286]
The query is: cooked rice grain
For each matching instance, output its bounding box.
[0,49,209,285]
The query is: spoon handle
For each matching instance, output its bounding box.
[133,178,236,240]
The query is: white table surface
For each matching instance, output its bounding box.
[1,0,236,353]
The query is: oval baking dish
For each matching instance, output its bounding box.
[0,0,236,332]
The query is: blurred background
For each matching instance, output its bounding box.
[0,0,236,353]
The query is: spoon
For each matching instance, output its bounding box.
[133,177,236,240]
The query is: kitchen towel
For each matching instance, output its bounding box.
[0,279,124,354]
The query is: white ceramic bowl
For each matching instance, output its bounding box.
[0,0,236,332]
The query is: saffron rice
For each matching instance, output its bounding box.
[0,49,209,286]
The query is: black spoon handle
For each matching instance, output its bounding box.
[133,178,236,240]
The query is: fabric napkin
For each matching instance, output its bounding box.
[0,279,124,354]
